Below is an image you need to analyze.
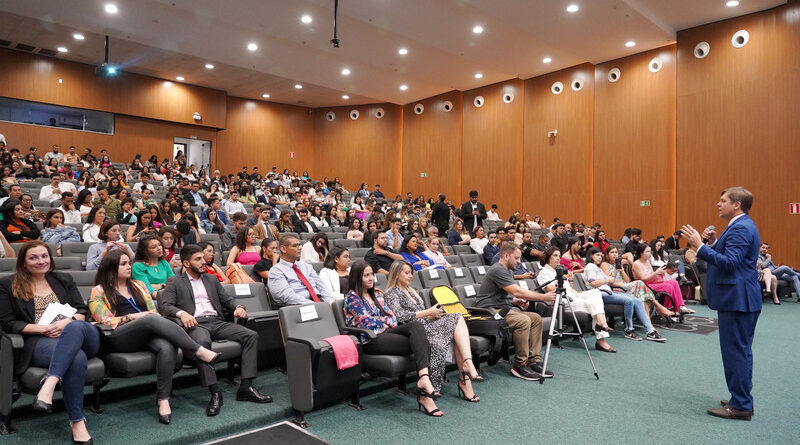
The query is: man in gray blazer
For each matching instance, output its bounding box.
[160,244,272,416]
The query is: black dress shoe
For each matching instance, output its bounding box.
[707,405,753,421]
[32,398,52,413]
[158,413,171,424]
[236,386,273,403]
[206,391,223,416]
[73,438,93,445]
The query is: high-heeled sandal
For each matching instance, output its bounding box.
[461,358,484,383]
[414,374,440,400]
[417,394,444,417]
[457,376,480,402]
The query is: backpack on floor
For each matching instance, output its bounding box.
[430,286,509,366]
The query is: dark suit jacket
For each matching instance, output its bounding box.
[0,272,88,373]
[294,219,319,233]
[665,236,681,251]
[159,272,238,320]
[431,201,451,231]
[697,214,761,313]
[458,201,487,233]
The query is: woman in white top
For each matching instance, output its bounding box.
[76,190,95,218]
[423,237,452,269]
[317,247,350,299]
[350,195,364,212]
[82,206,107,243]
[469,226,488,255]
[346,218,364,240]
[300,233,329,264]
[536,246,616,353]
[309,205,329,229]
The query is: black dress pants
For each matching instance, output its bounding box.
[362,320,430,371]
[188,317,259,386]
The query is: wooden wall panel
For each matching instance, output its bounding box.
[461,80,524,219]
[216,97,314,175]
[594,45,677,241]
[523,63,594,225]
[0,115,216,165]
[677,3,800,265]
[313,104,402,197]
[0,48,226,128]
[402,91,463,203]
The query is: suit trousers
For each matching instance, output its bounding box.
[188,317,259,386]
[717,310,759,411]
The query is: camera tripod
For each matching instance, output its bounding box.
[539,270,599,384]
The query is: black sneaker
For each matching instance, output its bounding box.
[511,365,542,381]
[624,329,643,341]
[527,362,554,378]
[646,330,667,342]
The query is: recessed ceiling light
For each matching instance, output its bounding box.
[474,73,483,79]
[342,95,349,100]
[57,47,68,53]
[58,78,63,84]
[726,0,739,6]
[341,68,351,76]
[262,93,270,98]
[398,48,408,55]
[399,84,408,91]
[294,84,303,89]
[472,25,484,34]
[247,42,258,51]
[301,15,312,24]
[176,76,184,81]
[73,33,85,40]
[566,4,579,13]
[104,3,118,14]
[542,57,552,63]
[204,63,214,69]
[625,41,636,47]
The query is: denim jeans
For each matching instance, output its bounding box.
[601,291,654,333]
[30,320,100,422]
[771,266,800,296]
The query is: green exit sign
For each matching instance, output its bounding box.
[420,172,428,177]
[640,200,650,207]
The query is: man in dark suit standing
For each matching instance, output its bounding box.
[160,244,272,416]
[681,187,761,421]
[430,193,451,235]
[459,190,487,234]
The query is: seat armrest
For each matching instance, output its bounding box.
[285,336,323,352]
[0,332,24,349]
[465,307,494,316]
[242,310,278,321]
[93,323,114,337]
[341,326,376,340]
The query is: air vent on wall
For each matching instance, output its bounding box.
[37,48,57,56]
[0,39,12,47]
[14,43,35,52]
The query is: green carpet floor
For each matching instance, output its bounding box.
[2,300,798,444]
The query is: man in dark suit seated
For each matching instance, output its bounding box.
[294,208,319,233]
[665,230,682,251]
[160,244,272,416]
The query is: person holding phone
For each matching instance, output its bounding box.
[384,260,482,403]
[126,209,156,242]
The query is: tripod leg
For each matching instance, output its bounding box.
[539,293,562,385]
[563,295,600,380]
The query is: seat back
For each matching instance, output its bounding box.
[444,255,463,267]
[573,273,591,292]
[333,239,359,249]
[223,283,271,313]
[54,257,82,270]
[0,258,16,272]
[469,265,489,284]
[453,284,480,307]
[61,242,94,257]
[452,245,473,255]
[419,268,451,288]
[446,267,474,286]
[460,254,483,267]
[71,271,97,286]
[280,302,341,343]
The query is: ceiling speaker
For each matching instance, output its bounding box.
[551,81,564,95]
[694,41,710,58]
[350,109,359,120]
[732,29,749,48]
[571,79,584,91]
[503,92,514,103]
[474,96,484,107]
[375,108,385,118]
[442,101,453,112]
[649,57,663,73]
[414,103,424,115]
[608,68,621,83]
[325,111,335,121]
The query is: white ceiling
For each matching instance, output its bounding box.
[0,0,785,108]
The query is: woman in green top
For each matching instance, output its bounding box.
[132,234,174,299]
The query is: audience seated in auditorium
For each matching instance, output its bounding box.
[400,234,442,272]
[548,223,568,252]
[94,186,122,219]
[222,212,248,252]
[0,241,99,444]
[267,234,335,306]
[251,205,277,241]
[423,237,453,269]
[601,246,675,319]
[560,238,586,273]
[40,209,81,245]
[318,246,351,299]
[88,249,221,425]
[294,208,319,234]
[343,260,443,416]
[384,217,404,250]
[448,218,471,247]
[621,228,642,264]
[227,226,261,266]
[538,247,616,353]
[39,172,76,203]
[518,231,541,262]
[300,232,329,264]
[480,230,500,265]
[476,242,554,381]
[665,230,682,251]
[632,243,694,315]
[759,242,800,301]
[159,244,272,417]
[159,228,183,266]
[1,198,41,243]
[385,260,481,402]
[365,231,405,275]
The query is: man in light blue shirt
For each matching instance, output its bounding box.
[268,234,335,306]
[385,217,404,250]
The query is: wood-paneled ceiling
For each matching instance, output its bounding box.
[0,0,784,107]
